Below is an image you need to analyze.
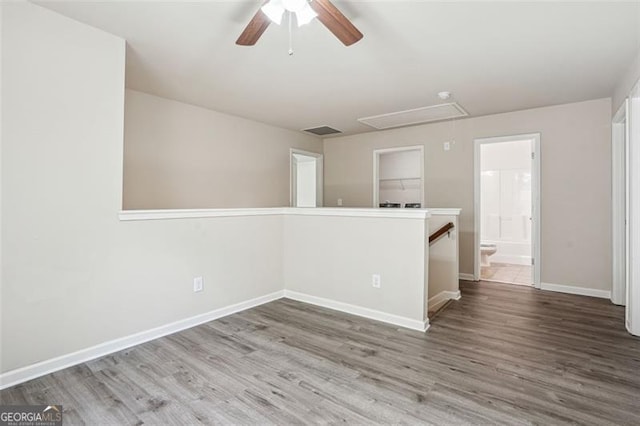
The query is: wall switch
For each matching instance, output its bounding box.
[443,141,451,151]
[193,276,204,292]
[372,274,381,288]
[337,198,343,206]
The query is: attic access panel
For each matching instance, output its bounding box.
[358,103,468,130]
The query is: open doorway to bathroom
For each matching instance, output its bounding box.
[474,134,540,288]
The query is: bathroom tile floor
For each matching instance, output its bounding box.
[481,262,533,285]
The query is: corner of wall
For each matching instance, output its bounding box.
[613,50,640,114]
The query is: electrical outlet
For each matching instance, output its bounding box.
[193,276,204,292]
[372,274,381,288]
[337,198,343,206]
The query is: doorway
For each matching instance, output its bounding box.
[474,134,541,288]
[373,146,424,208]
[290,149,323,207]
[612,99,629,307]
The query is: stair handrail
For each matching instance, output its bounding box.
[429,222,455,246]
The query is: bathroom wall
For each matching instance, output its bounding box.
[480,140,532,265]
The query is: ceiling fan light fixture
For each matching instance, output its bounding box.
[237,0,363,47]
[282,0,307,12]
[295,3,317,27]
[261,0,285,25]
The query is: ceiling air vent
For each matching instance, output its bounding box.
[303,126,342,136]
[358,102,469,130]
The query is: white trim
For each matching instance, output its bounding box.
[283,290,429,332]
[459,273,475,281]
[119,207,431,222]
[473,139,480,282]
[284,207,430,219]
[0,290,284,390]
[486,279,533,287]
[1,283,437,389]
[474,133,541,289]
[533,136,541,290]
[612,99,629,306]
[628,80,640,336]
[540,283,611,299]
[428,290,461,311]
[372,145,425,209]
[119,208,285,221]
[427,208,461,215]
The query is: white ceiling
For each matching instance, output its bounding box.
[37,0,640,136]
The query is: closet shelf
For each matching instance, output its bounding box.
[379,177,421,191]
[378,177,421,182]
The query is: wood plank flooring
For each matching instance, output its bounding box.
[2,280,639,425]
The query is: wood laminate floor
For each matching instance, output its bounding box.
[2,281,639,425]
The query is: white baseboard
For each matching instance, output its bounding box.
[0,290,285,390]
[459,273,476,281]
[540,282,611,299]
[283,290,429,332]
[0,288,431,389]
[428,290,461,311]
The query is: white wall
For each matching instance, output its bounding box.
[0,3,435,379]
[625,79,640,336]
[613,49,640,114]
[480,140,532,171]
[428,213,460,311]
[0,3,285,374]
[123,90,322,209]
[0,2,4,353]
[324,99,612,293]
[612,50,640,335]
[283,214,428,327]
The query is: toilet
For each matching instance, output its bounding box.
[480,242,498,267]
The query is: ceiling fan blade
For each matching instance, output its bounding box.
[310,0,363,46]
[236,7,271,46]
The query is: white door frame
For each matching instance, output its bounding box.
[612,99,629,306]
[473,133,541,288]
[372,145,425,208]
[627,81,640,336]
[290,149,323,207]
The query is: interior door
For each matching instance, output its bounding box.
[290,150,323,207]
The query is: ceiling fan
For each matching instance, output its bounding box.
[236,0,363,47]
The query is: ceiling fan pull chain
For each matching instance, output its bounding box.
[288,11,294,56]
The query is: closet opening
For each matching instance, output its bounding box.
[373,146,424,209]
